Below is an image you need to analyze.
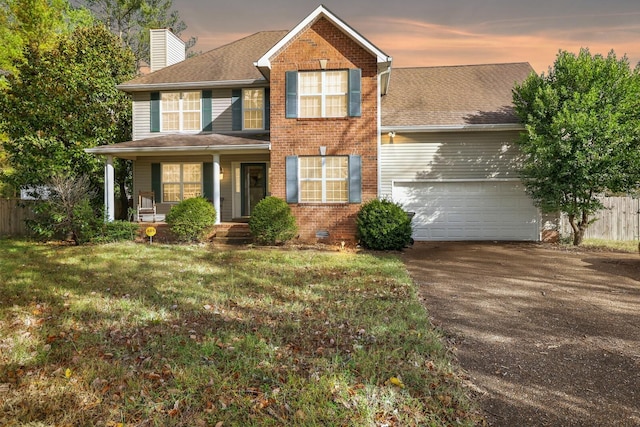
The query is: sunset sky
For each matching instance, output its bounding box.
[173,0,640,74]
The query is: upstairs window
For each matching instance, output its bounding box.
[161,91,201,132]
[243,89,264,129]
[299,71,348,118]
[286,69,361,119]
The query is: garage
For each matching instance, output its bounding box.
[392,180,539,241]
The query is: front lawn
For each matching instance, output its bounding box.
[0,240,475,426]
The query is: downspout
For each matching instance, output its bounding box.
[377,64,392,199]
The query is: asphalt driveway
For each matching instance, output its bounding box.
[402,242,640,427]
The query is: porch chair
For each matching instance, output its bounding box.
[137,191,157,222]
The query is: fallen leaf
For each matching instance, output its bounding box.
[65,368,72,379]
[389,376,404,388]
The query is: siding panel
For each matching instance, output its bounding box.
[132,92,152,141]
[212,89,232,132]
[380,131,523,198]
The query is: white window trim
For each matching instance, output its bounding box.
[160,91,201,132]
[298,70,348,118]
[161,162,203,203]
[242,88,265,130]
[299,156,349,203]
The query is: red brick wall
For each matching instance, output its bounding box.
[269,17,379,243]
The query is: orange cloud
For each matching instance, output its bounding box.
[358,17,640,73]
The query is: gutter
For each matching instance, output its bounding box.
[117,79,268,92]
[381,123,525,133]
[85,143,271,155]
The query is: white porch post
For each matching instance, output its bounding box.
[104,155,115,222]
[213,154,221,224]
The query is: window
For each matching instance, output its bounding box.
[243,89,264,129]
[161,91,201,132]
[162,163,202,202]
[286,69,361,119]
[299,71,348,118]
[299,156,349,203]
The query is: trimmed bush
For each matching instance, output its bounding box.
[356,199,413,250]
[249,196,298,245]
[165,197,217,242]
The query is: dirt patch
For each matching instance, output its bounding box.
[403,242,640,427]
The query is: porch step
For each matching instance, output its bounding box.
[215,223,253,244]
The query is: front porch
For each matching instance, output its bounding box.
[85,132,271,225]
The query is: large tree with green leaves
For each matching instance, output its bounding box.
[0,24,136,211]
[513,49,640,245]
[79,0,196,67]
[0,0,93,76]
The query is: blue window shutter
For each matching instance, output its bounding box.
[264,87,270,130]
[203,162,213,201]
[348,155,362,203]
[286,156,299,203]
[202,90,212,131]
[348,69,362,117]
[285,71,298,118]
[151,163,161,201]
[150,92,160,132]
[231,89,242,131]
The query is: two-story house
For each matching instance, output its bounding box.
[88,5,542,242]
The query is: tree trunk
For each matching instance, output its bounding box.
[568,211,589,246]
[118,180,129,220]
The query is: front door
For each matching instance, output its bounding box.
[241,163,267,216]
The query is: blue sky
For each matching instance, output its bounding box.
[173,0,640,73]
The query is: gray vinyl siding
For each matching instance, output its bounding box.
[132,89,233,139]
[212,89,233,131]
[149,30,168,72]
[133,153,269,221]
[149,29,185,72]
[132,92,152,141]
[379,131,523,198]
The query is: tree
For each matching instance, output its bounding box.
[513,49,640,245]
[0,25,136,212]
[79,0,196,67]
[0,0,93,76]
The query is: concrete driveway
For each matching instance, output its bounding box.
[402,242,640,427]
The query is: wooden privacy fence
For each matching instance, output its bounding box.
[0,199,34,236]
[561,196,640,241]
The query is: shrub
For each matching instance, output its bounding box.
[26,175,100,245]
[356,199,413,250]
[91,220,139,243]
[165,197,216,242]
[249,196,298,245]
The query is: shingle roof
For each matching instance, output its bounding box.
[120,30,289,88]
[382,63,534,127]
[86,133,270,155]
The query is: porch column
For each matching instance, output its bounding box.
[104,155,115,222]
[213,154,221,224]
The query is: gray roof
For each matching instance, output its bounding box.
[120,31,289,89]
[382,63,534,127]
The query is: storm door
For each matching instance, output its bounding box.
[241,163,267,216]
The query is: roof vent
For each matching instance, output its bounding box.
[316,230,330,239]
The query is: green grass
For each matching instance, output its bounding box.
[0,239,477,426]
[580,238,639,253]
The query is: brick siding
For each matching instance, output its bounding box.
[269,17,379,242]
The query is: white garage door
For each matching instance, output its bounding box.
[392,180,539,241]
